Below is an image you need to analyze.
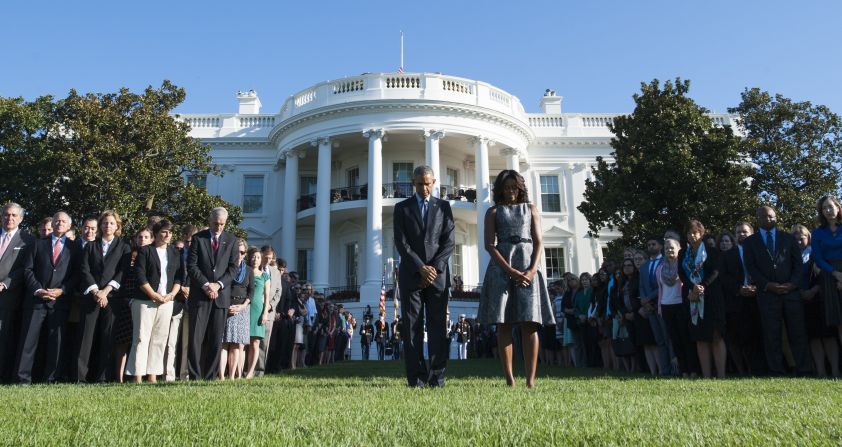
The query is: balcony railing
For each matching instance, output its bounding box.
[298,184,471,211]
[450,284,481,301]
[322,285,361,303]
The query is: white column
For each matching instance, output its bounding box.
[281,148,302,270]
[566,163,591,274]
[311,137,332,290]
[363,129,385,290]
[424,129,445,197]
[474,136,493,284]
[502,147,519,171]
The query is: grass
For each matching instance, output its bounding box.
[0,359,840,446]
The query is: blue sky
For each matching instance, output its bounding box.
[3,0,840,115]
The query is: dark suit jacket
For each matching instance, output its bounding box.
[719,247,748,313]
[135,245,184,299]
[187,230,239,308]
[23,236,81,308]
[0,231,34,309]
[393,195,455,290]
[743,229,802,293]
[80,237,131,297]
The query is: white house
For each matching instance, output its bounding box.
[179,72,737,321]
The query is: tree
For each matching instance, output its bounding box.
[730,88,842,228]
[0,81,242,235]
[578,78,755,251]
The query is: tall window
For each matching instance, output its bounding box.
[540,175,562,212]
[445,168,459,188]
[346,243,359,287]
[242,175,264,214]
[393,162,413,198]
[544,247,566,281]
[451,245,463,280]
[187,174,207,189]
[347,167,360,187]
[300,176,317,195]
[297,249,312,282]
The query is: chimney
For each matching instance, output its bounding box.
[539,89,563,114]
[237,90,261,114]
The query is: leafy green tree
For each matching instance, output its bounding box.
[0,81,242,235]
[578,78,755,251]
[730,88,842,228]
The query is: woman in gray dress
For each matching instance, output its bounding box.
[479,170,555,388]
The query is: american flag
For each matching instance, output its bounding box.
[379,270,386,316]
[397,66,404,73]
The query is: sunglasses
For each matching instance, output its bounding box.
[239,251,247,255]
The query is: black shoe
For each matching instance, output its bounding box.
[408,378,426,388]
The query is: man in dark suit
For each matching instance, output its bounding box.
[187,207,240,380]
[76,211,131,382]
[17,211,81,384]
[743,206,811,375]
[394,165,455,387]
[0,203,34,383]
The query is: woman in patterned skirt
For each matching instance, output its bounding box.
[220,239,253,380]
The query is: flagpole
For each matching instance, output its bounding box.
[400,31,404,72]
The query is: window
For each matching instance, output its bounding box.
[445,168,459,188]
[544,247,566,281]
[346,243,359,287]
[393,163,413,182]
[242,175,264,214]
[450,245,463,280]
[300,176,317,195]
[540,175,562,212]
[187,174,207,189]
[393,162,413,198]
[347,167,360,187]
[297,249,313,282]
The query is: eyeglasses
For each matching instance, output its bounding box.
[239,251,246,255]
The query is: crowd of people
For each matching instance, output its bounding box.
[0,204,378,384]
[463,198,842,380]
[2,191,842,385]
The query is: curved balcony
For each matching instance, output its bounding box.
[297,183,478,211]
[278,72,528,124]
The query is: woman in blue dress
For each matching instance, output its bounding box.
[478,170,555,388]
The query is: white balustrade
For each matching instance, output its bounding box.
[294,89,317,107]
[443,79,474,94]
[237,116,275,128]
[528,115,564,127]
[333,79,365,94]
[385,76,421,88]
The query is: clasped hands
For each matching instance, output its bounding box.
[688,284,705,302]
[151,292,175,305]
[203,282,221,300]
[765,282,796,295]
[419,265,438,289]
[36,288,63,301]
[88,287,112,308]
[509,268,535,288]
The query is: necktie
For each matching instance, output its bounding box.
[211,235,219,256]
[421,200,428,226]
[52,238,63,266]
[648,260,657,287]
[765,230,774,257]
[0,233,10,259]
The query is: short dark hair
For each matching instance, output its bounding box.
[491,170,529,205]
[152,219,174,236]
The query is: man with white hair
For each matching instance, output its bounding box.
[18,211,81,384]
[0,203,34,383]
[187,207,240,380]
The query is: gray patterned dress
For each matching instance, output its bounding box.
[478,203,555,325]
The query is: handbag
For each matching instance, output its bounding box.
[611,318,635,357]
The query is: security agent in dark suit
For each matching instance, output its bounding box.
[394,165,455,387]
[0,203,34,383]
[743,206,811,375]
[17,211,81,384]
[187,207,240,380]
[75,211,131,383]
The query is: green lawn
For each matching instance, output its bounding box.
[1,359,840,446]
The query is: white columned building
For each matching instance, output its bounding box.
[182,76,738,358]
